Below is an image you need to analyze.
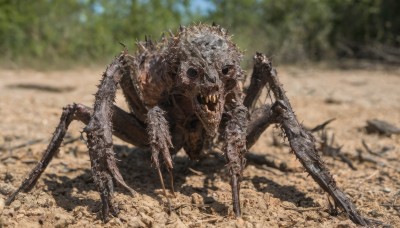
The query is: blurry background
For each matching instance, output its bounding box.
[1,0,399,69]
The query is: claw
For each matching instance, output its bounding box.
[231,174,241,217]
[168,168,176,198]
[100,199,119,223]
[100,194,110,223]
[156,166,173,214]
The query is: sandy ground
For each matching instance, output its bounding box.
[0,64,399,227]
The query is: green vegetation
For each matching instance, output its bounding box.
[0,0,399,68]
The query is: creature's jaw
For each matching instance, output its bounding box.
[193,91,224,137]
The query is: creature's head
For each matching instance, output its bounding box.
[166,25,243,136]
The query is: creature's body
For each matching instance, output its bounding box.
[6,24,369,226]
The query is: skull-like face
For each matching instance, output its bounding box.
[167,25,242,136]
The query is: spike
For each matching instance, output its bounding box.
[119,42,128,54]
[144,35,154,48]
[137,42,147,52]
[148,36,154,47]
[160,33,166,42]
[179,25,185,32]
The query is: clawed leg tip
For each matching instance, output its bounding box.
[101,215,110,223]
[5,198,13,206]
[127,188,137,196]
[5,192,19,206]
[101,208,119,223]
[234,212,241,218]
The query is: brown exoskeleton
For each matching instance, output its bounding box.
[6,24,369,225]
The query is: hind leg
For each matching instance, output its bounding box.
[6,103,79,205]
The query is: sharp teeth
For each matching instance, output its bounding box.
[202,94,218,104]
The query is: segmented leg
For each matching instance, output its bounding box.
[243,53,278,148]
[6,56,152,222]
[223,100,248,217]
[5,103,147,208]
[5,104,77,206]
[146,106,174,211]
[247,53,368,226]
[243,52,270,110]
[246,104,277,149]
[75,104,148,147]
[82,57,138,221]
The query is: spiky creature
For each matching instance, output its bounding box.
[6,24,369,226]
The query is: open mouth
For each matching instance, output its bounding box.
[197,93,219,112]
[194,91,224,136]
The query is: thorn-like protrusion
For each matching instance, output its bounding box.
[137,42,147,52]
[160,33,166,42]
[145,35,153,48]
[179,24,185,32]
[119,42,128,54]
[169,29,174,38]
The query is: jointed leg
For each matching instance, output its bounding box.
[223,101,248,217]
[246,53,368,226]
[146,106,174,211]
[243,52,270,110]
[246,104,277,149]
[244,52,278,148]
[7,56,150,222]
[5,104,78,206]
[82,57,136,221]
[6,102,147,216]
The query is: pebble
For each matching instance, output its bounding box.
[118,203,129,211]
[191,192,203,205]
[12,200,21,211]
[383,188,391,193]
[235,217,246,228]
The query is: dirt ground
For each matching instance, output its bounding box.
[0,64,399,227]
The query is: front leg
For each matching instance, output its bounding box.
[146,106,174,209]
[83,56,134,222]
[223,92,249,217]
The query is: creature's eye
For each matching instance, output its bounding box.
[186,67,198,79]
[221,65,233,75]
